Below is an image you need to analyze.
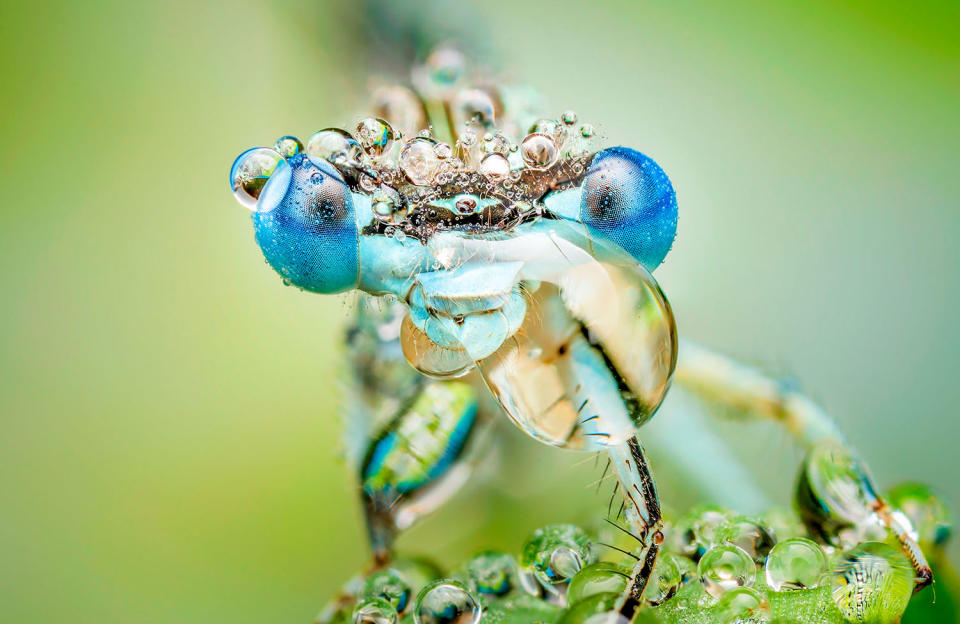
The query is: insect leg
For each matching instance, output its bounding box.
[674,339,932,590]
[607,436,664,619]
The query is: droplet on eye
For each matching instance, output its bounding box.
[520,133,559,170]
[355,117,396,159]
[764,537,828,591]
[229,147,284,210]
[399,137,441,186]
[413,580,480,624]
[273,135,303,158]
[306,128,362,167]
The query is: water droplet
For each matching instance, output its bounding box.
[353,597,399,624]
[306,128,362,166]
[764,537,828,591]
[229,147,284,209]
[561,110,578,125]
[795,440,878,544]
[718,516,776,564]
[830,542,913,623]
[520,524,594,585]
[715,587,769,622]
[434,142,453,159]
[273,135,303,157]
[413,580,481,624]
[482,133,511,155]
[355,117,396,159]
[579,124,595,139]
[566,562,629,605]
[479,153,510,183]
[363,569,412,614]
[463,552,517,597]
[529,118,567,144]
[644,554,681,605]
[399,138,440,186]
[393,229,407,242]
[886,482,952,546]
[520,133,559,170]
[698,544,755,599]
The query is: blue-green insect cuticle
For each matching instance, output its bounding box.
[251,153,359,293]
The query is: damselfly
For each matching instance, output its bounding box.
[228,46,932,620]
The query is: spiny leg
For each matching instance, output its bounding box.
[606,436,665,620]
[674,338,932,590]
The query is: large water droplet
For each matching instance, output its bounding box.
[353,597,399,624]
[520,133,559,170]
[479,153,510,183]
[830,542,913,623]
[795,440,878,544]
[520,524,594,585]
[764,537,828,591]
[566,562,630,605]
[306,128,362,167]
[399,138,441,186]
[356,117,396,159]
[698,544,755,599]
[413,580,481,624]
[229,147,284,209]
[273,135,303,157]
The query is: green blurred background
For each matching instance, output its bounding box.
[1,1,957,622]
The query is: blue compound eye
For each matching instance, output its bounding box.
[250,154,358,293]
[580,147,678,271]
